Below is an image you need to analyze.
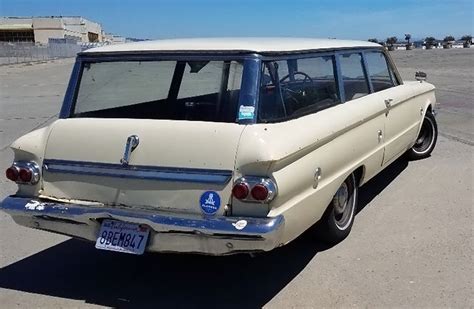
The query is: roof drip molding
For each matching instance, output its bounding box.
[82,37,381,54]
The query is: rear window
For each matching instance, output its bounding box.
[73,60,243,122]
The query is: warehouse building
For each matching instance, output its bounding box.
[103,33,126,44]
[0,16,103,44]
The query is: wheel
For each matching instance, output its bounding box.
[317,173,358,244]
[406,111,438,160]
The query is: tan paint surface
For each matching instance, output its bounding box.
[9,65,436,248]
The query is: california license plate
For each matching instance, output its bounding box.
[95,220,150,255]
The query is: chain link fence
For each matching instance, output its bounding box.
[0,39,107,65]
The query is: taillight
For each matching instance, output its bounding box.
[5,162,40,185]
[6,166,19,182]
[232,177,277,203]
[232,182,250,200]
[19,168,33,183]
[251,184,269,201]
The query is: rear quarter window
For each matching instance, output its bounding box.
[259,56,340,122]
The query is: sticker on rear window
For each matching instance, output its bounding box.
[238,105,255,120]
[200,191,221,215]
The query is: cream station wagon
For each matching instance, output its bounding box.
[1,38,438,255]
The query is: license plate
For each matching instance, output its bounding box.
[95,220,150,255]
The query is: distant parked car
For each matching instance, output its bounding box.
[1,38,438,255]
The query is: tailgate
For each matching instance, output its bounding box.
[41,118,244,215]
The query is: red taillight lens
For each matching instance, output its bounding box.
[19,168,33,183]
[6,167,19,182]
[232,182,249,200]
[251,184,269,201]
[5,162,40,184]
[232,177,277,203]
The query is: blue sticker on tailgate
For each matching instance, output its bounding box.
[200,191,221,215]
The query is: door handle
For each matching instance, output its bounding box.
[384,99,393,116]
[313,167,322,189]
[384,98,393,108]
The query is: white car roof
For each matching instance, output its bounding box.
[83,37,381,54]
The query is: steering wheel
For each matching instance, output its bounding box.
[278,72,314,112]
[279,71,314,85]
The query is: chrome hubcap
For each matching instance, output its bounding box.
[332,176,356,231]
[333,182,349,215]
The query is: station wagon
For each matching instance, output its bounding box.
[1,38,438,255]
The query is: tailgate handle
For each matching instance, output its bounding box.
[120,135,140,166]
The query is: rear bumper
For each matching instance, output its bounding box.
[0,196,285,255]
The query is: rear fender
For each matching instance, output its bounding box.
[9,125,54,196]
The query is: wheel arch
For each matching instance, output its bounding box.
[415,101,436,143]
[423,93,437,118]
[353,165,366,187]
[410,95,436,147]
[426,104,433,114]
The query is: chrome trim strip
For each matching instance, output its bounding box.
[43,159,233,184]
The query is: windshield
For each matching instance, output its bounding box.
[72,60,244,123]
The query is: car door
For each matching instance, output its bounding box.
[336,51,387,181]
[364,51,420,165]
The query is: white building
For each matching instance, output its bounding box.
[0,16,103,44]
[102,33,126,44]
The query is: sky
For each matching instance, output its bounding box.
[1,0,473,41]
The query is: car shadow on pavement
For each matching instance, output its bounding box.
[0,158,408,308]
[357,157,408,214]
[0,228,328,308]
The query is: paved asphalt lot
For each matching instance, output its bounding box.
[0,49,472,308]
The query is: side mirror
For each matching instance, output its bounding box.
[415,71,427,82]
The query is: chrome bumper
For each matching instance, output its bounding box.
[0,196,285,255]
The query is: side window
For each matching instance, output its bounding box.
[259,56,340,122]
[339,53,369,101]
[176,61,243,122]
[365,51,395,92]
[227,61,244,90]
